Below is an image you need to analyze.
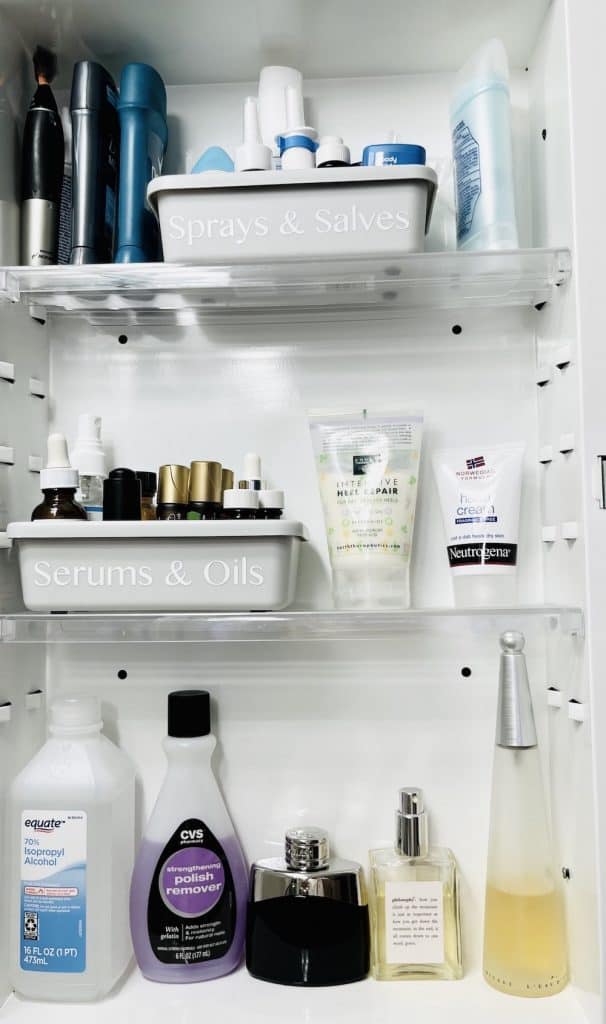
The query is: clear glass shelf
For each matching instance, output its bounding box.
[0,248,571,325]
[0,606,583,644]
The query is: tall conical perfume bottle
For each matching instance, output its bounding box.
[483,632,568,997]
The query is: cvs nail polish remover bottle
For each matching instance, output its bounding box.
[129,690,248,982]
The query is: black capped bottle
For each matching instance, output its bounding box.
[129,690,248,982]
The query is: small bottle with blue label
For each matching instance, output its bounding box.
[8,696,136,1001]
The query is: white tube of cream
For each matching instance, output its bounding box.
[309,409,423,608]
[432,443,525,607]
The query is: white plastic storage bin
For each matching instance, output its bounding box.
[7,521,307,612]
[148,166,437,263]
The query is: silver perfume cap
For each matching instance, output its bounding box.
[496,631,538,749]
[396,788,429,858]
[250,830,366,905]
[285,826,330,871]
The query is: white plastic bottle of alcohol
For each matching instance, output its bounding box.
[8,695,135,1001]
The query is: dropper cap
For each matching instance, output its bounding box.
[235,96,272,172]
[496,631,538,749]
[71,414,105,477]
[239,452,262,489]
[40,433,78,490]
[395,787,429,858]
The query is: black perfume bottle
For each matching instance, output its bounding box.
[246,826,370,986]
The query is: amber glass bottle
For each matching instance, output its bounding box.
[32,434,87,521]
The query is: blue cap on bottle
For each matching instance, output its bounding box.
[362,143,426,167]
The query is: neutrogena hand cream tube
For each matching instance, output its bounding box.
[432,443,525,607]
[309,410,423,609]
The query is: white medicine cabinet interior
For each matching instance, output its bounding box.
[1,1,606,1023]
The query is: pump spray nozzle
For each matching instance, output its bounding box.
[235,96,272,172]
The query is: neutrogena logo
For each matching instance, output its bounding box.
[24,818,66,833]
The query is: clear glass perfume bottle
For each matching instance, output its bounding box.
[369,788,462,980]
[483,632,568,997]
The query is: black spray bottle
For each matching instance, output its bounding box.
[21,46,64,266]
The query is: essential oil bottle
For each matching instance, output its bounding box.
[157,464,189,520]
[188,461,222,519]
[258,488,284,519]
[32,433,87,521]
[102,467,141,520]
[136,471,157,520]
[222,488,259,520]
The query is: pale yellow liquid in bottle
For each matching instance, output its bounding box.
[483,884,568,997]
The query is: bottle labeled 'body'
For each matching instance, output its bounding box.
[129,690,248,982]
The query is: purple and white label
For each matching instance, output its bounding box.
[147,818,236,965]
[160,847,225,917]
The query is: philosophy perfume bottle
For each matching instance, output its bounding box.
[246,826,370,986]
[483,632,568,997]
[369,788,462,980]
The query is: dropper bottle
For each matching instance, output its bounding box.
[32,433,87,520]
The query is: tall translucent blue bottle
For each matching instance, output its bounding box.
[115,63,167,263]
[450,39,518,251]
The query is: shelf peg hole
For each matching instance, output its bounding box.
[25,689,44,711]
[451,324,462,335]
[117,669,128,680]
[460,666,472,678]
[118,334,128,345]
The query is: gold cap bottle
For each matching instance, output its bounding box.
[158,464,189,505]
[222,468,234,493]
[189,461,222,504]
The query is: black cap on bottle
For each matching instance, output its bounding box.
[168,690,211,738]
[136,471,157,497]
[103,468,142,520]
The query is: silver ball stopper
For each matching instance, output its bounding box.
[500,630,525,653]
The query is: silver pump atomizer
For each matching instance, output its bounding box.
[395,788,429,858]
